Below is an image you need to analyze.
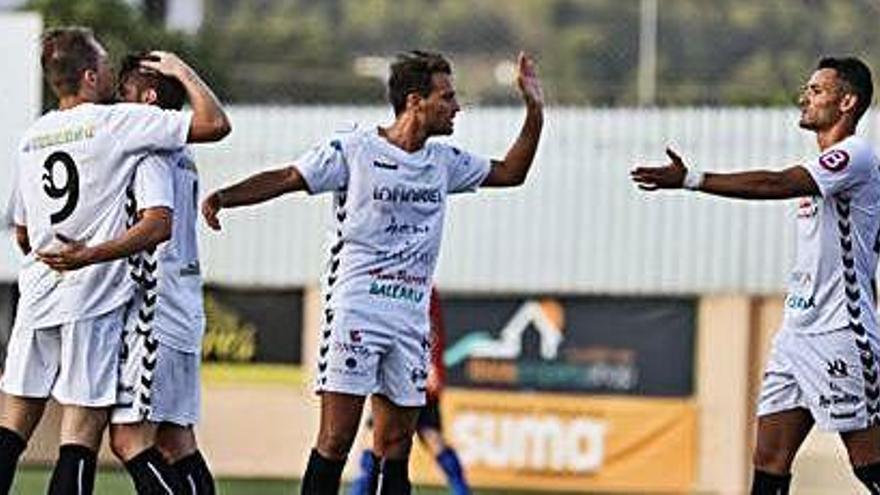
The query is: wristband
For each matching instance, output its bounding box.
[683,169,704,190]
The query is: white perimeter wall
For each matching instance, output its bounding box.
[0,12,40,281]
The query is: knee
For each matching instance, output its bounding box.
[317,426,358,459]
[374,426,413,459]
[753,444,794,474]
[155,427,197,464]
[109,425,151,462]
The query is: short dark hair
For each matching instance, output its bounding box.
[119,53,186,110]
[388,50,452,115]
[41,27,101,97]
[818,56,874,123]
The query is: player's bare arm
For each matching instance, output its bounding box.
[140,51,231,143]
[631,147,821,200]
[14,225,30,255]
[36,206,171,271]
[482,52,544,188]
[202,165,307,231]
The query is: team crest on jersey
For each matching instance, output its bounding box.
[819,149,850,172]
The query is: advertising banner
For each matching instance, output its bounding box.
[411,389,697,492]
[443,295,696,396]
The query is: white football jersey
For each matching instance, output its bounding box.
[133,148,205,352]
[294,125,491,335]
[12,103,191,328]
[784,136,880,336]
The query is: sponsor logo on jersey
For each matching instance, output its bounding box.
[368,281,426,304]
[373,160,398,170]
[819,149,850,172]
[785,294,815,310]
[373,185,442,204]
[826,359,849,378]
[368,268,429,286]
[797,198,818,218]
[384,215,430,235]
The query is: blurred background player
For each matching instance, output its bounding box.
[201,49,543,494]
[348,287,471,495]
[1,26,229,495]
[631,57,880,495]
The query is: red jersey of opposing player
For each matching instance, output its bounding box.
[427,287,446,401]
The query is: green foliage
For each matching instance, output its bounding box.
[21,0,880,106]
[25,0,229,108]
[202,294,257,363]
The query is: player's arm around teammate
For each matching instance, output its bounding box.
[0,28,230,495]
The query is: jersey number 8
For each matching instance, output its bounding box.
[42,151,79,225]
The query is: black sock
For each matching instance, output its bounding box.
[751,469,791,495]
[855,462,880,494]
[377,458,411,495]
[301,449,346,495]
[124,446,185,495]
[47,444,97,495]
[0,427,26,495]
[173,451,215,495]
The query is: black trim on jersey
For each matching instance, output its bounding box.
[317,191,347,389]
[123,185,160,419]
[836,196,880,425]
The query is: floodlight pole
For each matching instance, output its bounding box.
[638,0,658,106]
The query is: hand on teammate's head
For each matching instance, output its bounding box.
[630,147,689,191]
[138,51,188,80]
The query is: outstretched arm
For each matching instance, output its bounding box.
[482,52,544,188]
[630,148,820,200]
[141,52,231,143]
[37,207,171,272]
[202,165,308,231]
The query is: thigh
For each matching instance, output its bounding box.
[316,316,386,399]
[371,394,420,459]
[150,345,200,426]
[754,408,814,473]
[0,322,61,400]
[841,424,880,467]
[374,328,428,408]
[316,391,367,459]
[0,393,47,442]
[54,307,126,407]
[59,405,109,451]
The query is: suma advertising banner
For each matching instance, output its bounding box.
[410,389,697,492]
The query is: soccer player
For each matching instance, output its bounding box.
[349,288,471,495]
[631,57,880,494]
[201,50,543,494]
[0,27,229,495]
[106,54,217,495]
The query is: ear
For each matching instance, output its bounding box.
[142,88,158,105]
[82,68,98,89]
[405,92,423,112]
[840,93,858,114]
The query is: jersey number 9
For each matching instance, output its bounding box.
[42,151,79,224]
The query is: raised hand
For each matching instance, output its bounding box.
[516,52,544,108]
[631,148,689,191]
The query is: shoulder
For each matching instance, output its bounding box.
[817,136,875,173]
[329,123,369,151]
